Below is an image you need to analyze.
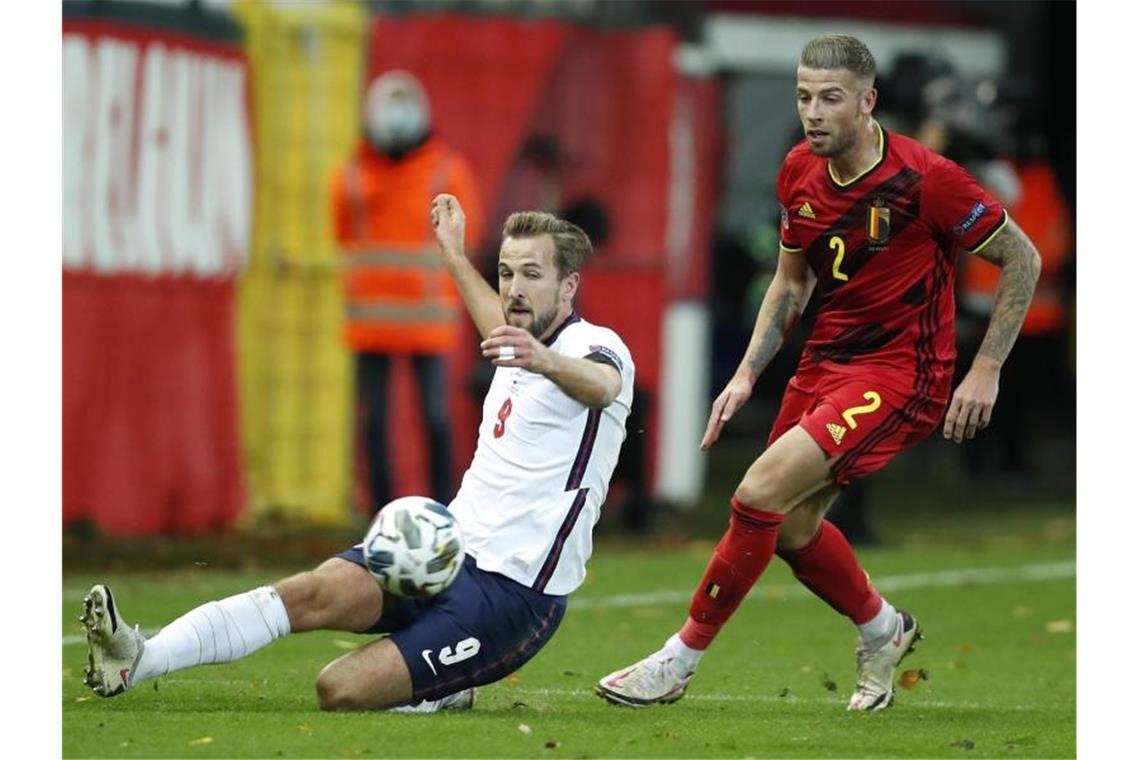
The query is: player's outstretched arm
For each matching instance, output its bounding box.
[480,325,622,409]
[431,194,506,339]
[701,251,815,450]
[943,217,1041,443]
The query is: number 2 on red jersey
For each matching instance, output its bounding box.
[829,235,849,282]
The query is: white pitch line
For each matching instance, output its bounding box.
[62,560,1074,646]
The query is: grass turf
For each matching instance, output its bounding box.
[62,524,1075,758]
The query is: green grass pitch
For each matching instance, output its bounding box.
[62,529,1074,758]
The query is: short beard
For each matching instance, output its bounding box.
[822,125,860,159]
[527,305,561,340]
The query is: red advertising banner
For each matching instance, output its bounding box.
[63,7,251,535]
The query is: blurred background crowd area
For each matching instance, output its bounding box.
[62,0,1075,553]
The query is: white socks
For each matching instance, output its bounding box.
[664,633,704,672]
[133,586,292,683]
[857,599,898,650]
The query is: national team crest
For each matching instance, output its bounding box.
[866,200,890,243]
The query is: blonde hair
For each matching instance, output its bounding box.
[502,211,592,279]
[800,35,876,82]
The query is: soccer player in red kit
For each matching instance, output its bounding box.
[596,34,1041,711]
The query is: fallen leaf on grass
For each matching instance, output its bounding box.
[1045,619,1073,634]
[951,738,976,750]
[518,724,532,735]
[898,669,929,689]
[187,737,214,747]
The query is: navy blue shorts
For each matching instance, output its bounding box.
[336,548,567,701]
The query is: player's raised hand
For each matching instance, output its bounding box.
[943,358,1000,444]
[701,375,755,450]
[481,325,553,374]
[431,194,466,256]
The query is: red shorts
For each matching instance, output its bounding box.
[768,363,949,486]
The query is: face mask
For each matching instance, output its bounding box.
[367,98,428,154]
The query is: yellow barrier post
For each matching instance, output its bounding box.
[233,0,366,526]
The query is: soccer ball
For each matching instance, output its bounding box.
[362,496,465,598]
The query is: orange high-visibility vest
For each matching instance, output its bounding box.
[331,137,483,354]
[961,160,1073,335]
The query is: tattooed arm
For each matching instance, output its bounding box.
[943,217,1041,443]
[701,251,816,450]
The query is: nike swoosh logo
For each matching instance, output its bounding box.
[891,619,903,647]
[421,650,438,676]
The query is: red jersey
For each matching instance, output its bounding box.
[777,123,1006,402]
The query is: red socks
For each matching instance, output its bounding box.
[677,512,883,651]
[776,520,882,624]
[679,497,783,651]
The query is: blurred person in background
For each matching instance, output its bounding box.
[331,70,483,513]
[909,73,1075,482]
[597,34,1040,713]
[80,195,634,714]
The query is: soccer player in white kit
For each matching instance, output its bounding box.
[79,194,635,713]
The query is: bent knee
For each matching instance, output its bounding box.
[776,518,818,552]
[735,462,831,516]
[733,476,786,514]
[316,669,372,712]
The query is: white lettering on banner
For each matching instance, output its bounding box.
[135,42,169,276]
[62,36,91,271]
[92,38,137,274]
[62,31,252,278]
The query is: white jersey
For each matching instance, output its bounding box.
[448,313,634,596]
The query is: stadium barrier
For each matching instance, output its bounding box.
[232,0,366,524]
[62,1,251,535]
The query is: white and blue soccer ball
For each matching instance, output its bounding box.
[362,496,465,598]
